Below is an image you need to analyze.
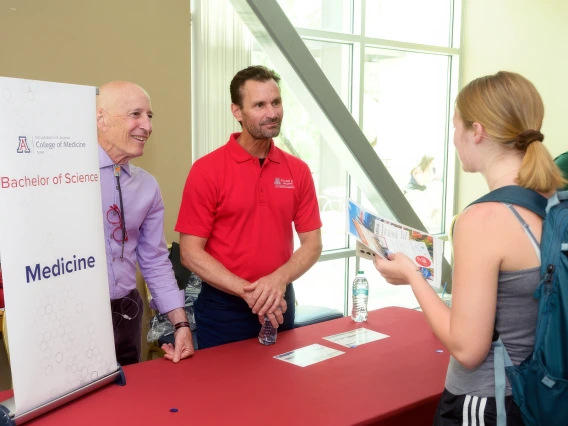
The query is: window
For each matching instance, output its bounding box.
[365,0,453,46]
[294,258,348,313]
[363,48,450,234]
[193,0,461,315]
[277,0,353,33]
[272,0,458,312]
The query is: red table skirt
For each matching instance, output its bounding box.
[0,307,448,425]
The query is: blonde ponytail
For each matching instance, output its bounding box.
[517,142,566,192]
[456,71,565,193]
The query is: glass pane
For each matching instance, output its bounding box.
[363,48,449,234]
[305,39,352,109]
[365,0,452,47]
[294,258,346,314]
[277,0,353,33]
[347,257,419,313]
[253,40,352,251]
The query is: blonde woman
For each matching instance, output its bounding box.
[374,71,564,426]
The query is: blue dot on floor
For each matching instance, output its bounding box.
[170,408,179,413]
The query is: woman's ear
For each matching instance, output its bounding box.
[471,122,485,144]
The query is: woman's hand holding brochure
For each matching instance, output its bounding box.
[373,251,423,285]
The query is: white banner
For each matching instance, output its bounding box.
[0,78,116,415]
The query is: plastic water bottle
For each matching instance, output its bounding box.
[352,270,369,322]
[258,316,277,345]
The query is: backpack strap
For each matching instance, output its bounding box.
[468,185,548,219]
[493,337,514,426]
[450,186,548,237]
[489,202,540,411]
[468,185,546,259]
[503,204,541,259]
[470,187,547,426]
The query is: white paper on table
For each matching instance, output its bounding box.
[323,328,390,348]
[274,344,345,367]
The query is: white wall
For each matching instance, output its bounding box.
[0,0,192,245]
[458,0,568,210]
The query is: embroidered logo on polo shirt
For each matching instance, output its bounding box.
[274,177,294,189]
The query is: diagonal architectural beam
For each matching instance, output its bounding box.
[229,0,452,285]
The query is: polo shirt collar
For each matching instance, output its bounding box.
[227,132,282,164]
[98,145,131,176]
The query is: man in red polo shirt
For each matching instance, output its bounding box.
[176,66,323,349]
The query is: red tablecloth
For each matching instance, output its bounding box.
[0,307,449,425]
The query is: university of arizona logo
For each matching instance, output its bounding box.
[274,177,294,189]
[17,136,31,153]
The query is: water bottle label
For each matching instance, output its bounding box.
[353,288,368,296]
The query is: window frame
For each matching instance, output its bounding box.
[288,0,462,314]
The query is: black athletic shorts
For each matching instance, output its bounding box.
[433,388,525,426]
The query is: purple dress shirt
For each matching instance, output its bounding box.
[98,146,183,314]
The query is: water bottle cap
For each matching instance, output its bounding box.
[357,270,364,275]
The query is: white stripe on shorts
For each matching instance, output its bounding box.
[478,397,487,426]
[462,395,472,426]
[471,396,479,426]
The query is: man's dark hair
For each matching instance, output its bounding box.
[230,65,281,108]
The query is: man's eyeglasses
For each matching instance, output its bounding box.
[107,204,128,244]
[109,164,127,260]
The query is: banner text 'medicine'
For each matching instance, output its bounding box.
[26,255,96,283]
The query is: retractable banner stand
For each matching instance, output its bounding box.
[0,78,117,418]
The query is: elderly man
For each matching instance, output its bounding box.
[97,81,193,364]
[176,66,323,349]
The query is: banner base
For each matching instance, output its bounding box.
[0,364,125,425]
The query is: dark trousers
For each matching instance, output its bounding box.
[433,388,525,426]
[110,288,143,366]
[195,282,295,349]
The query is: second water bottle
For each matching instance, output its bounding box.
[258,315,277,345]
[352,270,369,322]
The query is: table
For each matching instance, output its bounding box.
[0,307,449,425]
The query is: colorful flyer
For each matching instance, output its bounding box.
[347,199,443,288]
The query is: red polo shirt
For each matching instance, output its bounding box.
[176,133,322,283]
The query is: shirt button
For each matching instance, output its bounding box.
[112,258,115,262]
[260,188,264,193]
